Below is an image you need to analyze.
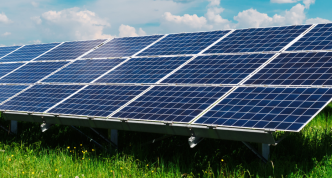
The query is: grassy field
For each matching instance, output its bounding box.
[1,104,332,178]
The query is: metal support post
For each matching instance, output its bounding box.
[10,120,17,134]
[261,143,270,160]
[188,136,204,148]
[108,129,118,147]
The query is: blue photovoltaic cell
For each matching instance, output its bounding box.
[0,85,83,112]
[43,58,124,83]
[137,30,230,56]
[84,35,163,58]
[35,39,105,61]
[287,23,332,51]
[0,43,60,62]
[114,86,231,123]
[48,85,149,117]
[245,52,332,85]
[162,54,273,84]
[0,46,21,58]
[0,61,68,83]
[96,56,191,83]
[195,87,332,131]
[205,25,310,54]
[0,85,28,103]
[0,63,24,78]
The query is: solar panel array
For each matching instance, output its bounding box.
[1,23,332,132]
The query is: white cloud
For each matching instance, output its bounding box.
[207,0,220,6]
[31,16,42,24]
[40,7,113,40]
[2,32,11,36]
[31,40,41,44]
[303,0,315,8]
[31,1,39,7]
[0,12,11,23]
[118,24,147,37]
[271,0,298,3]
[163,12,210,29]
[138,28,147,36]
[306,17,331,24]
[234,3,306,28]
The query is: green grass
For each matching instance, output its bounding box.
[1,104,332,177]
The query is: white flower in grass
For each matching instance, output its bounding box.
[59,175,62,177]
[75,176,79,178]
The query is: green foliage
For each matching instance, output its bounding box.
[1,103,332,177]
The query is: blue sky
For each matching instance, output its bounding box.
[0,0,330,46]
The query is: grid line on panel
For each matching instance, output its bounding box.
[0,85,83,113]
[287,23,332,51]
[0,43,61,62]
[0,45,24,60]
[244,52,332,86]
[35,39,106,61]
[95,56,192,84]
[0,85,33,106]
[0,63,26,79]
[198,30,235,55]
[112,86,232,123]
[194,87,332,132]
[48,85,150,117]
[205,25,311,54]
[83,35,163,58]
[161,54,274,85]
[137,30,231,56]
[0,85,30,104]
[0,61,69,84]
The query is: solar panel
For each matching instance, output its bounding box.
[162,54,273,84]
[0,85,83,112]
[0,46,21,58]
[137,30,230,56]
[95,56,191,83]
[43,58,124,83]
[0,43,60,62]
[113,86,231,123]
[194,87,332,131]
[84,35,163,58]
[0,85,28,103]
[287,23,332,51]
[35,40,106,61]
[48,85,149,117]
[0,63,25,78]
[204,25,310,54]
[0,61,68,83]
[244,52,332,85]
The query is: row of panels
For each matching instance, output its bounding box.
[0,52,332,86]
[1,23,332,63]
[0,84,330,132]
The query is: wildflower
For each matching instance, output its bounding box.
[80,144,82,146]
[67,146,70,149]
[120,167,123,169]
[221,159,224,162]
[82,157,84,160]
[146,164,148,167]
[152,171,154,173]
[11,155,14,157]
[111,170,113,172]
[32,172,35,174]
[82,174,84,177]
[22,172,24,174]
[8,158,11,161]
[70,151,72,152]
[82,151,84,153]
[55,169,58,172]
[92,149,95,152]
[75,176,79,178]
[59,175,62,177]
[74,147,76,149]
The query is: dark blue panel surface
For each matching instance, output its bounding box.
[0,85,83,112]
[43,58,124,83]
[162,54,273,84]
[84,35,163,58]
[35,39,105,61]
[114,86,231,123]
[0,61,68,83]
[205,25,310,54]
[96,56,191,83]
[0,43,60,62]
[195,87,332,131]
[0,63,24,78]
[0,85,28,103]
[137,30,230,56]
[49,85,148,117]
[0,46,21,58]
[245,52,332,85]
[287,23,332,51]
